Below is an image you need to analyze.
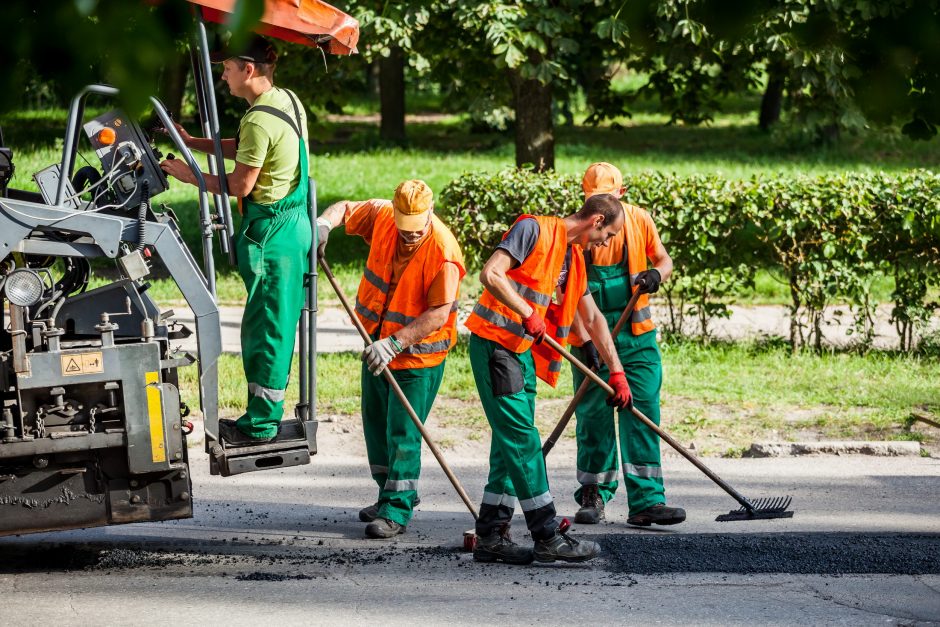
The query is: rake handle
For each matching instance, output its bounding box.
[542,288,644,457]
[319,257,479,521]
[543,334,756,512]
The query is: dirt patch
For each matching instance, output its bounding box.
[602,533,940,575]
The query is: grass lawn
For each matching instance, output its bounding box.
[177,336,939,456]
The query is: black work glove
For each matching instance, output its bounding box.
[634,268,662,294]
[582,341,601,372]
[315,217,331,258]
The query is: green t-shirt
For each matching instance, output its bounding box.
[236,87,309,204]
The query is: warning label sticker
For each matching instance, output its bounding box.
[61,352,104,376]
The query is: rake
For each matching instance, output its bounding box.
[542,334,794,522]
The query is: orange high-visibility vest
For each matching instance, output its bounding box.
[465,215,587,386]
[355,210,466,370]
[530,253,586,386]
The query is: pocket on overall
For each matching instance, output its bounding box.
[489,346,525,397]
[238,218,270,279]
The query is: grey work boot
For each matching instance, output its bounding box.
[365,518,406,539]
[359,496,420,523]
[218,419,275,447]
[473,525,534,565]
[533,520,601,563]
[574,484,605,524]
[627,504,686,527]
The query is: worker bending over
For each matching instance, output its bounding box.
[317,180,465,539]
[569,163,684,527]
[161,35,310,446]
[465,194,632,565]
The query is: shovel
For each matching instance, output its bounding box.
[319,258,481,547]
[541,334,794,522]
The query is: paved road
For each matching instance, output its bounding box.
[1,422,938,625]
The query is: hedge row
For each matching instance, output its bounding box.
[438,168,940,352]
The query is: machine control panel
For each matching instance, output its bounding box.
[83,110,169,208]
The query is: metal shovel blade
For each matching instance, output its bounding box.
[715,496,794,522]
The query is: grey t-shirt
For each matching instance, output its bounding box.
[496,218,582,292]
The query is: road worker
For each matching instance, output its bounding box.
[316,180,465,539]
[569,162,685,527]
[464,193,633,565]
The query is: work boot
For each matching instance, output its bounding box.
[533,521,601,563]
[473,525,534,565]
[365,518,406,539]
[359,496,420,523]
[218,419,275,447]
[627,503,686,527]
[574,484,605,524]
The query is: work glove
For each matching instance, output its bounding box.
[362,335,402,375]
[582,341,601,372]
[316,217,331,258]
[634,268,662,294]
[606,371,632,409]
[521,310,547,344]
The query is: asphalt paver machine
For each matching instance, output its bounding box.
[0,0,359,536]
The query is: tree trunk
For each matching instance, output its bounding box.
[509,69,554,171]
[759,63,785,131]
[158,50,188,120]
[379,46,406,144]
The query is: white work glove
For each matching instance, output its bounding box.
[362,336,402,375]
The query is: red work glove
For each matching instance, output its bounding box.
[522,310,547,344]
[606,371,632,409]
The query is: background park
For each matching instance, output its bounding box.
[2,0,939,457]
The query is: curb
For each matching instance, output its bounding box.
[746,440,922,457]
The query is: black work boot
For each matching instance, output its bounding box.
[533,520,601,563]
[359,496,420,523]
[627,503,686,527]
[574,484,605,524]
[473,525,534,565]
[365,518,406,539]
[219,419,275,446]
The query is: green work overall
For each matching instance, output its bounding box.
[469,333,556,541]
[572,262,665,515]
[234,115,311,439]
[361,345,445,526]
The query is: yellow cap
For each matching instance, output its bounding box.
[582,162,624,198]
[393,179,433,230]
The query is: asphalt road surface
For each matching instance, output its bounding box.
[2,422,938,626]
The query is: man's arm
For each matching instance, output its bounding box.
[480,250,533,317]
[161,123,236,159]
[391,302,453,349]
[318,200,352,229]
[160,159,260,200]
[577,292,624,373]
[649,239,673,282]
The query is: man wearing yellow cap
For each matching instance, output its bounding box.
[569,162,685,527]
[316,180,465,539]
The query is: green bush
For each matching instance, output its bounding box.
[439,167,940,353]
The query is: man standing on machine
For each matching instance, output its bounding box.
[464,193,633,565]
[316,180,465,539]
[568,162,685,527]
[160,34,311,446]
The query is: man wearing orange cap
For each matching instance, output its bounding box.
[569,162,684,527]
[316,180,465,539]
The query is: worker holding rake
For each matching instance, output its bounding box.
[568,162,685,528]
[317,180,465,539]
[464,193,633,565]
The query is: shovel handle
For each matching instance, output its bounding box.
[542,334,756,511]
[319,257,479,521]
[542,287,644,457]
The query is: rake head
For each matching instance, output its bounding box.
[715,496,794,522]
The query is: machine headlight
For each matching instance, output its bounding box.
[5,269,44,307]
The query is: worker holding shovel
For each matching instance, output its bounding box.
[464,193,633,565]
[568,162,684,527]
[316,180,465,539]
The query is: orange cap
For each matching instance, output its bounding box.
[393,180,433,231]
[582,162,623,198]
[97,127,117,146]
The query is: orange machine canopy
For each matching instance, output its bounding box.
[188,0,359,55]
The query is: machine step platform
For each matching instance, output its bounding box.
[210,419,318,477]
